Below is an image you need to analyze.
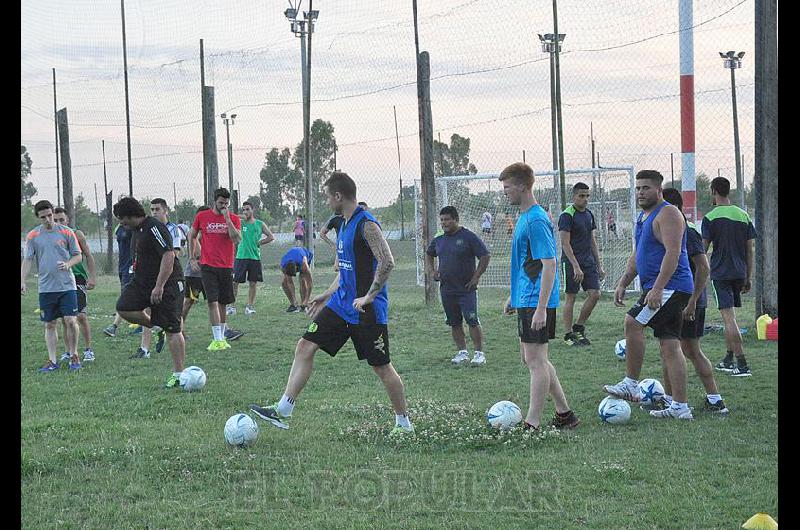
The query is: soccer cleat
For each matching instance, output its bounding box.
[286,305,300,313]
[129,347,150,359]
[551,410,581,429]
[640,396,669,412]
[714,358,735,372]
[703,398,730,415]
[154,328,166,353]
[224,329,245,341]
[207,340,227,352]
[563,332,577,346]
[603,380,641,402]
[38,360,59,372]
[523,421,540,431]
[300,305,308,313]
[102,324,117,338]
[226,305,236,316]
[451,350,470,365]
[389,424,415,436]
[221,339,232,349]
[245,305,256,315]
[68,356,82,371]
[249,403,290,430]
[573,330,591,346]
[82,349,95,362]
[59,352,71,362]
[470,351,486,366]
[731,366,752,377]
[649,406,694,420]
[165,373,180,389]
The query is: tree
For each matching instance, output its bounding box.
[260,147,297,226]
[292,119,336,220]
[21,145,36,204]
[433,133,477,177]
[174,198,199,224]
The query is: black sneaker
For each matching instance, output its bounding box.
[249,403,290,430]
[523,421,539,431]
[563,332,577,346]
[703,398,730,415]
[286,305,299,313]
[731,366,752,377]
[299,305,307,313]
[225,328,246,341]
[154,328,166,353]
[129,347,150,359]
[573,330,591,346]
[714,358,735,372]
[551,410,580,429]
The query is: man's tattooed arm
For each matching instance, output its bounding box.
[362,221,395,298]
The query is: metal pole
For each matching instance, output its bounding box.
[549,50,558,197]
[201,39,207,204]
[94,182,103,253]
[552,1,567,210]
[102,140,112,273]
[121,0,133,196]
[393,105,405,240]
[522,149,526,164]
[730,66,745,209]
[52,68,61,207]
[670,152,675,188]
[412,0,420,58]
[304,3,315,257]
[225,119,234,207]
[590,122,597,195]
[173,182,177,210]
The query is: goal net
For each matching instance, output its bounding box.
[415,166,638,292]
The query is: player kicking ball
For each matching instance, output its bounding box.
[250,172,413,435]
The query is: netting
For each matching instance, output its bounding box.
[414,167,638,291]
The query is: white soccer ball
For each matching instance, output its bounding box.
[487,400,523,430]
[224,413,259,447]
[179,366,207,392]
[614,339,626,361]
[598,396,631,424]
[637,378,665,405]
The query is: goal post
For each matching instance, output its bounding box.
[415,166,639,293]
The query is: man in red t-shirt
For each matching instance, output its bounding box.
[188,188,242,351]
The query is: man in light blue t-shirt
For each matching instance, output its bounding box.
[500,162,579,431]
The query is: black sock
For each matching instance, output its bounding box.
[573,324,585,333]
[724,350,734,362]
[737,356,748,368]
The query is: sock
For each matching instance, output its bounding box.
[212,325,223,341]
[663,394,673,405]
[556,410,572,418]
[458,349,468,355]
[277,394,295,417]
[84,347,92,353]
[707,394,722,404]
[736,355,748,368]
[623,376,638,388]
[395,413,411,428]
[724,350,734,362]
[573,324,585,333]
[670,401,689,411]
[221,322,227,335]
[141,347,149,354]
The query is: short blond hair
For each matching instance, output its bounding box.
[499,162,535,188]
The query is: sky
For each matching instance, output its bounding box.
[21,0,759,211]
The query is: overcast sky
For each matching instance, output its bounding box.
[21,0,758,210]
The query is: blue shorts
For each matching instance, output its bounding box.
[119,270,134,293]
[713,279,744,310]
[564,261,600,294]
[39,291,79,322]
[441,291,480,327]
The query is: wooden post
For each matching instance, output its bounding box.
[417,51,436,304]
[200,39,207,205]
[52,68,61,207]
[94,183,103,254]
[202,85,219,201]
[102,140,113,273]
[56,108,74,228]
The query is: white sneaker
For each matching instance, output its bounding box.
[245,305,256,315]
[650,406,694,420]
[470,351,486,366]
[83,349,95,362]
[603,380,640,402]
[226,305,236,316]
[451,350,470,365]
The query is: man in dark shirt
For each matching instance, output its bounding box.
[425,206,491,366]
[113,197,187,389]
[702,177,756,377]
[558,183,605,346]
[103,223,135,337]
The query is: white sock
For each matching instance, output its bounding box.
[221,322,227,335]
[670,401,689,411]
[707,394,722,404]
[458,349,468,355]
[141,347,149,354]
[663,394,673,404]
[395,413,411,428]
[212,325,223,341]
[277,394,295,417]
[623,376,638,387]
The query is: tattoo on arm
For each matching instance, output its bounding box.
[362,221,394,296]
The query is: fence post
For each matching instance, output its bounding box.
[417,51,436,305]
[56,108,74,228]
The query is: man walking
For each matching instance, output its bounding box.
[230,201,274,315]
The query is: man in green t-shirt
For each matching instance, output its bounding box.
[230,202,274,315]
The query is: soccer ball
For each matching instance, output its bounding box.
[487,400,523,430]
[179,366,207,392]
[637,378,665,405]
[598,396,631,424]
[224,413,259,447]
[614,339,626,361]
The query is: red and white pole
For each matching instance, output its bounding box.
[679,0,697,222]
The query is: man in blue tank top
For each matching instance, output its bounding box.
[250,172,413,435]
[604,170,695,420]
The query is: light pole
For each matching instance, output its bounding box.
[220,113,237,211]
[720,50,746,210]
[538,32,565,207]
[285,2,318,253]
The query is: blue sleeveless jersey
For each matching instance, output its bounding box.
[326,207,389,325]
[635,201,694,294]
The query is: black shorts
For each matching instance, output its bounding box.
[441,291,480,327]
[713,279,743,309]
[75,277,88,313]
[680,306,706,340]
[627,289,692,340]
[302,306,390,366]
[119,270,133,293]
[116,279,185,334]
[185,276,206,301]
[517,307,557,344]
[200,265,235,305]
[564,261,600,294]
[233,258,263,283]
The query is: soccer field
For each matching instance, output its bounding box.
[21,242,778,529]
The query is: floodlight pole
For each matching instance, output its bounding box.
[722,51,746,210]
[552,0,567,211]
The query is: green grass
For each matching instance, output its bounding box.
[21,241,778,529]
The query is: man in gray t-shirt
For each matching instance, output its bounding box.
[21,200,84,372]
